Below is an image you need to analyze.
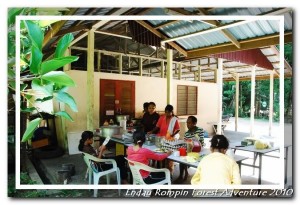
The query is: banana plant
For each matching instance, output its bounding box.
[8,9,79,142]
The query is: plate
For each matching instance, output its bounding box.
[154,148,166,153]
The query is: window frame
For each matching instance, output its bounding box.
[177,85,198,116]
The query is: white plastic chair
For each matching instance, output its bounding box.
[125,158,171,185]
[82,152,120,197]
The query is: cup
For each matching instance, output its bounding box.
[179,147,187,156]
[186,140,194,153]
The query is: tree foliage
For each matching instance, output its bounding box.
[8,8,79,142]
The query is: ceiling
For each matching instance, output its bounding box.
[41,7,293,82]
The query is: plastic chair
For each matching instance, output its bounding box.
[82,152,120,197]
[125,158,171,185]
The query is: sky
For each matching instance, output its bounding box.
[1,0,299,204]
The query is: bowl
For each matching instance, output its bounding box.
[100,126,122,137]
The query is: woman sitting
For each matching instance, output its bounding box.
[78,131,128,184]
[126,131,172,184]
[191,134,241,185]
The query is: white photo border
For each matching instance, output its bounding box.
[15,14,285,191]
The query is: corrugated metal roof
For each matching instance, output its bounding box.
[177,31,230,50]
[39,7,292,82]
[209,7,275,16]
[227,20,279,40]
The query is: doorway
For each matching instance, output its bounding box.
[100,79,135,125]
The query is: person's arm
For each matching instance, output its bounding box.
[97,145,107,159]
[147,126,159,135]
[191,163,202,185]
[148,115,162,134]
[144,148,171,161]
[231,162,242,185]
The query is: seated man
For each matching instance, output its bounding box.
[175,116,204,183]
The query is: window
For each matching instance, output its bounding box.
[177,85,197,115]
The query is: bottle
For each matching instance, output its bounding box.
[120,116,127,131]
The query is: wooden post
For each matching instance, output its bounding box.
[250,65,256,137]
[217,58,223,135]
[198,59,201,82]
[166,49,173,104]
[87,30,95,131]
[178,63,182,80]
[97,52,101,72]
[161,61,164,78]
[235,74,239,132]
[139,57,143,76]
[269,71,274,136]
[119,54,122,74]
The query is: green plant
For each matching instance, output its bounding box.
[8,8,79,142]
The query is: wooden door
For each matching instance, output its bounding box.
[100,79,135,125]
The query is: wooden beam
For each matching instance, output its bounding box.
[195,9,241,49]
[204,74,292,82]
[187,32,293,59]
[94,30,132,39]
[42,8,78,47]
[220,29,241,48]
[135,20,187,56]
[269,45,293,73]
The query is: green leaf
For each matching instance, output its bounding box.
[54,91,78,112]
[41,71,76,87]
[8,67,15,79]
[55,111,74,122]
[30,44,43,74]
[8,81,16,90]
[35,96,53,102]
[54,33,74,58]
[21,118,42,142]
[31,79,53,96]
[23,20,43,51]
[20,84,28,91]
[40,56,78,75]
[8,8,23,25]
[38,20,60,27]
[21,107,36,113]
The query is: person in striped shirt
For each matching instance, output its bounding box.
[175,116,205,183]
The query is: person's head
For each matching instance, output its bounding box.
[186,116,197,130]
[164,104,174,117]
[143,102,149,113]
[78,131,93,151]
[132,131,146,147]
[148,102,156,115]
[210,134,229,154]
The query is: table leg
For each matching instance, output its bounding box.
[285,147,288,184]
[253,153,258,175]
[258,153,262,184]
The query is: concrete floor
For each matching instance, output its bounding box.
[32,118,293,197]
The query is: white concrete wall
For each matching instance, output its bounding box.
[62,71,218,145]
